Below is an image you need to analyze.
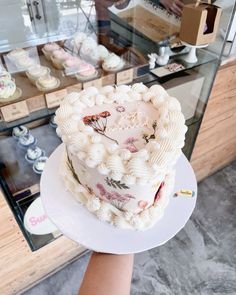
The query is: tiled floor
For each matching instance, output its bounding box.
[22,161,236,295]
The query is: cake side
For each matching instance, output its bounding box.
[61,150,175,230]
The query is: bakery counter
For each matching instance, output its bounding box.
[0,190,86,295]
[190,58,236,180]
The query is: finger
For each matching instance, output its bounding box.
[175,0,184,9]
[171,3,183,16]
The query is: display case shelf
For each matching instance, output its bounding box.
[0,0,235,251]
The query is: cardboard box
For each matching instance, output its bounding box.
[180,3,222,45]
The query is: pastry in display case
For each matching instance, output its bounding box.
[0,0,235,251]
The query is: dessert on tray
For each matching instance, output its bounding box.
[36,74,60,91]
[63,56,82,75]
[12,125,29,138]
[50,49,71,70]
[75,62,97,81]
[55,83,187,230]
[26,65,50,85]
[25,146,44,162]
[42,43,61,60]
[19,133,36,147]
[102,53,125,72]
[33,156,48,174]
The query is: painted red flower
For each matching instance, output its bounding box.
[99,111,111,118]
[83,116,92,124]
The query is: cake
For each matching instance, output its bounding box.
[55,83,187,230]
[102,53,125,72]
[50,49,71,69]
[26,65,50,84]
[36,74,60,91]
[42,43,61,60]
[63,56,82,75]
[16,56,36,70]
[26,146,44,162]
[75,62,97,80]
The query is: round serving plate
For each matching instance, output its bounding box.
[41,144,197,254]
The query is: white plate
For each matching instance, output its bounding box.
[41,144,197,254]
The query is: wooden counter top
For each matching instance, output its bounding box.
[0,191,86,295]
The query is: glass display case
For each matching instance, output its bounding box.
[0,0,235,251]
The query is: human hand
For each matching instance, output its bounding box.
[159,0,184,16]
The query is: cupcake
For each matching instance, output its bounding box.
[0,78,16,99]
[25,146,44,162]
[51,49,71,69]
[12,125,28,138]
[19,134,36,147]
[63,56,82,75]
[33,156,48,174]
[26,65,50,85]
[42,43,61,60]
[16,56,37,70]
[102,53,125,72]
[75,62,97,81]
[7,48,29,61]
[36,74,60,91]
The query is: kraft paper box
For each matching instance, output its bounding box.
[180,4,222,45]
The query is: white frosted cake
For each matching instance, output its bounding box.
[55,83,187,230]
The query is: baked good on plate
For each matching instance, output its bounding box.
[55,83,187,230]
[12,125,29,138]
[102,53,125,72]
[36,74,60,91]
[42,43,61,60]
[75,62,97,81]
[26,146,44,162]
[26,65,50,85]
[50,49,71,70]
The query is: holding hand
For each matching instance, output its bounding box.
[159,0,184,16]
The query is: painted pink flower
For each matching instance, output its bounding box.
[124,137,138,153]
[96,183,135,203]
[116,105,125,113]
[124,137,138,145]
[126,145,138,153]
[96,183,106,197]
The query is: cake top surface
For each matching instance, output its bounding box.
[55,83,187,184]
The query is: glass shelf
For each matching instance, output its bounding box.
[0,0,235,251]
[0,118,62,250]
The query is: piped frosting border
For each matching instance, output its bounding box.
[60,151,175,230]
[55,83,187,185]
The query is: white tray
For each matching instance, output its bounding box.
[41,144,197,254]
